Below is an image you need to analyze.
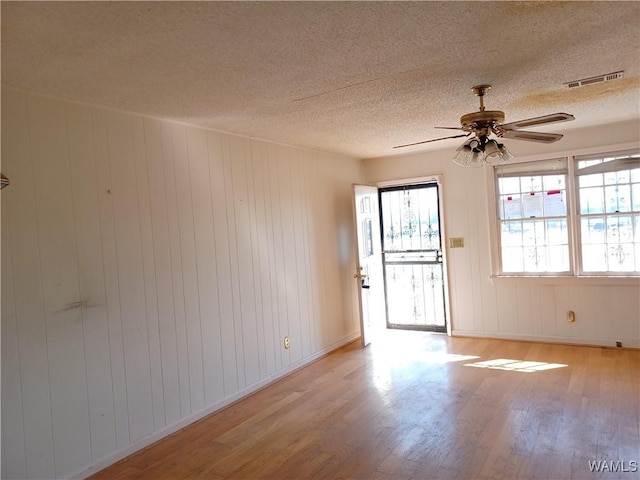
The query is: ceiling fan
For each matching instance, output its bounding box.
[394,85,575,166]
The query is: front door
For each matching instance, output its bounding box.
[353,185,385,346]
[379,183,447,332]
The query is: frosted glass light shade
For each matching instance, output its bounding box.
[452,137,513,167]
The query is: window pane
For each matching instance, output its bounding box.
[608,244,635,272]
[581,215,636,272]
[381,194,399,251]
[522,220,545,246]
[579,173,602,188]
[543,191,566,217]
[499,177,520,194]
[521,176,542,192]
[581,217,605,244]
[543,174,565,191]
[582,244,607,271]
[604,171,618,185]
[501,221,523,246]
[416,187,440,250]
[523,246,545,272]
[403,189,421,251]
[502,247,524,272]
[578,159,602,170]
[522,193,544,218]
[381,188,442,252]
[631,168,640,182]
[632,184,640,211]
[546,246,570,271]
[607,216,632,243]
[580,187,605,214]
[546,219,568,245]
[500,220,568,273]
[605,184,630,213]
[616,170,630,184]
[499,195,522,219]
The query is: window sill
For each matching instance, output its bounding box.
[490,275,640,286]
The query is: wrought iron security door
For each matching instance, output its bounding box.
[380,183,447,332]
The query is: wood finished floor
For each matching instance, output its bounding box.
[90,331,640,480]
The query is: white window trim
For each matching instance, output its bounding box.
[486,141,640,284]
[494,157,572,276]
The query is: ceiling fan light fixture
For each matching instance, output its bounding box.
[453,140,485,167]
[397,84,574,164]
[497,144,514,164]
[470,151,484,168]
[453,137,513,167]
[483,139,513,165]
[483,138,501,157]
[467,138,482,153]
[452,144,472,167]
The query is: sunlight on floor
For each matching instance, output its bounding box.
[370,330,569,374]
[371,331,479,361]
[372,340,480,364]
[417,352,481,363]
[465,358,568,373]
[368,330,482,399]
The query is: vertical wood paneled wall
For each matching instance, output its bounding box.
[1,89,363,479]
[363,122,640,350]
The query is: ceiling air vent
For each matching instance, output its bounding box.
[564,71,624,89]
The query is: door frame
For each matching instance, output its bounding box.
[375,175,453,336]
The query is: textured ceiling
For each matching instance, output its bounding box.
[2,1,639,159]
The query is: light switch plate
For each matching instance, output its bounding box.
[449,237,464,248]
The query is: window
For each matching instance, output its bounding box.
[496,158,570,274]
[494,149,640,276]
[576,150,640,273]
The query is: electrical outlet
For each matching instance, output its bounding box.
[616,341,622,348]
[284,336,290,349]
[566,310,575,323]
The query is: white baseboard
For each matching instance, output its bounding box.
[451,329,640,349]
[72,332,360,480]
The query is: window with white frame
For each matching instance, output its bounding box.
[496,158,570,274]
[494,149,640,276]
[576,150,640,273]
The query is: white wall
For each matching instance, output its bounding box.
[1,88,363,479]
[364,120,640,349]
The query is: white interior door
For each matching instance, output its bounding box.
[353,185,385,346]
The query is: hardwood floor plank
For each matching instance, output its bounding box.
[90,331,640,480]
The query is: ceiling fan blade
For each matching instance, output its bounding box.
[500,113,575,130]
[434,126,466,131]
[393,133,470,149]
[501,130,564,143]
